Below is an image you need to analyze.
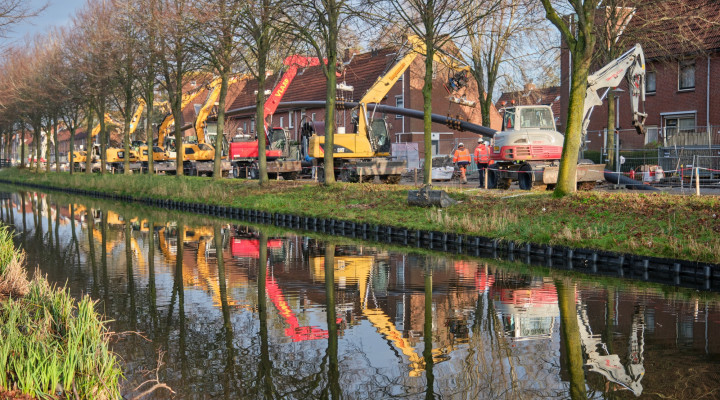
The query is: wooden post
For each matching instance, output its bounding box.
[696,167,700,196]
[414,168,418,187]
[359,168,363,183]
[484,168,488,189]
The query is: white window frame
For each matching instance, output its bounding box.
[644,125,659,145]
[646,71,656,94]
[288,111,294,128]
[279,116,284,128]
[678,60,695,91]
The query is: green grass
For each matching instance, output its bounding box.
[2,168,720,263]
[0,223,123,399]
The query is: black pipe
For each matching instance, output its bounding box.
[225,100,498,138]
[603,170,659,191]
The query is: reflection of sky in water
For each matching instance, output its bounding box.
[2,190,720,399]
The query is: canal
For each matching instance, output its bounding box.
[1,187,719,399]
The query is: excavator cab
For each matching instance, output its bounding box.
[268,127,288,153]
[370,119,391,154]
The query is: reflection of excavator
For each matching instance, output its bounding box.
[303,35,472,183]
[494,278,559,341]
[231,233,327,341]
[310,250,452,376]
[577,296,645,396]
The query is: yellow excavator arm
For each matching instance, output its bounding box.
[157,86,207,148]
[129,98,146,136]
[357,35,471,138]
[195,76,240,145]
[90,114,123,139]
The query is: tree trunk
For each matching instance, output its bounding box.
[214,70,229,180]
[69,125,75,175]
[124,96,133,175]
[256,63,267,184]
[34,122,40,173]
[146,90,155,175]
[45,121,52,173]
[606,92,615,170]
[86,112,94,175]
[53,116,59,173]
[174,106,184,176]
[97,102,108,175]
[422,42,435,186]
[20,128,25,169]
[554,51,591,197]
[323,6,338,185]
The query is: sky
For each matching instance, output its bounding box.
[1,0,86,47]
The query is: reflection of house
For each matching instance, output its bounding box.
[560,1,720,150]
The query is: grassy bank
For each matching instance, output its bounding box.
[0,227,122,399]
[2,168,719,263]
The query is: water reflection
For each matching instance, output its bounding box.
[1,190,719,399]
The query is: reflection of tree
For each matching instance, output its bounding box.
[424,266,435,400]
[20,192,26,249]
[125,221,137,331]
[215,224,235,399]
[87,208,99,298]
[556,279,586,400]
[258,231,275,398]
[176,222,188,382]
[148,218,157,332]
[324,243,341,399]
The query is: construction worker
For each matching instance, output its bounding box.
[474,138,491,187]
[453,142,471,184]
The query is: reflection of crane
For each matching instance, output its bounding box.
[310,253,450,376]
[577,296,645,396]
[232,235,327,341]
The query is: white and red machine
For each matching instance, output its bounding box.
[488,44,646,190]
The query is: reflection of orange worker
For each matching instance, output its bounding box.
[453,142,471,184]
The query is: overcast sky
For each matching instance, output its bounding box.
[1,0,85,47]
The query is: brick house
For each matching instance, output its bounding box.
[560,1,720,152]
[223,46,502,162]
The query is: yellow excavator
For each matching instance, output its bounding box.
[304,35,473,183]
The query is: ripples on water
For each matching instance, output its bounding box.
[1,190,719,399]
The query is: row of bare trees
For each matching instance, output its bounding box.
[2,0,706,195]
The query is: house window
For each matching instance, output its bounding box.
[250,119,254,133]
[288,111,294,128]
[645,125,658,145]
[279,116,284,127]
[311,113,316,121]
[395,95,404,119]
[646,71,656,93]
[663,114,696,138]
[678,60,695,90]
[194,104,202,116]
[243,121,247,135]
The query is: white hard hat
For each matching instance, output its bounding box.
[484,141,490,146]
[458,142,464,147]
[477,138,483,143]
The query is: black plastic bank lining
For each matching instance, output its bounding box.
[2,178,717,292]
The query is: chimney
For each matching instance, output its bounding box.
[524,82,536,92]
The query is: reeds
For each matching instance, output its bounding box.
[0,227,122,399]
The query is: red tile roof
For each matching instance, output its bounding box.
[625,0,720,58]
[496,86,562,118]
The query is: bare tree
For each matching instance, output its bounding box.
[540,0,601,197]
[190,0,247,180]
[157,0,199,177]
[461,0,550,128]
[109,0,142,175]
[234,0,288,184]
[282,0,356,185]
[0,0,46,39]
[133,0,161,175]
[383,0,499,185]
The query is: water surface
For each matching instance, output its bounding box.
[1,189,719,399]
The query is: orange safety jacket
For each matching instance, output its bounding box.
[453,148,471,163]
[474,144,490,163]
